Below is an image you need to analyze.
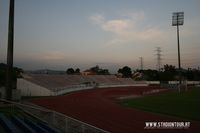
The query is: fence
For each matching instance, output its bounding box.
[53,84,95,96]
[160,82,179,89]
[0,99,109,133]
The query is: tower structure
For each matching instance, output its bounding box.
[139,57,143,70]
[155,47,162,71]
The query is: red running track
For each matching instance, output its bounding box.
[31,86,200,133]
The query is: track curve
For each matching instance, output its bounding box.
[31,86,200,133]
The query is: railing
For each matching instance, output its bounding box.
[160,83,178,89]
[52,84,95,96]
[0,99,109,133]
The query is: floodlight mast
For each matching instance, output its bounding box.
[172,12,184,92]
[6,0,15,100]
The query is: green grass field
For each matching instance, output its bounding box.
[122,87,200,121]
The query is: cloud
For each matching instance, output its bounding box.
[90,14,105,24]
[40,51,66,60]
[90,14,133,34]
[90,12,164,46]
[120,11,145,22]
[102,19,132,34]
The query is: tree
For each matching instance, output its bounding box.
[118,68,122,74]
[66,68,75,74]
[158,64,177,81]
[118,66,132,78]
[164,64,176,72]
[141,69,159,81]
[75,68,80,74]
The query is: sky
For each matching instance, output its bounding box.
[0,0,200,73]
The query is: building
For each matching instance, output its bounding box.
[81,70,96,75]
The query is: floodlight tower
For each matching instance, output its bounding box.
[172,12,184,92]
[6,0,15,100]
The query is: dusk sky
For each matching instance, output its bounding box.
[0,0,200,73]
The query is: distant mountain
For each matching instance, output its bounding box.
[26,69,66,74]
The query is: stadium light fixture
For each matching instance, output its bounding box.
[172,12,184,92]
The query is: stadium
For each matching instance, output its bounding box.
[1,73,200,133]
[1,0,200,133]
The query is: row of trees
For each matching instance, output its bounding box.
[66,68,80,74]
[1,62,199,87]
[65,64,200,81]
[134,64,200,81]
[118,66,132,78]
[66,65,131,77]
[66,65,110,75]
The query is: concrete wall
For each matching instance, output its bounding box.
[54,86,94,95]
[98,84,148,88]
[17,79,53,96]
[147,81,200,85]
[146,81,160,85]
[17,78,200,97]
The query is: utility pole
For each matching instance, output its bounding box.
[155,47,162,71]
[6,0,15,100]
[139,57,143,70]
[172,12,184,92]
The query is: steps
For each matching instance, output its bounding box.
[11,116,37,133]
[0,113,60,133]
[0,113,20,133]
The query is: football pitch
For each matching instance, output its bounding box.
[122,87,200,121]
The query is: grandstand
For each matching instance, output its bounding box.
[17,74,147,96]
